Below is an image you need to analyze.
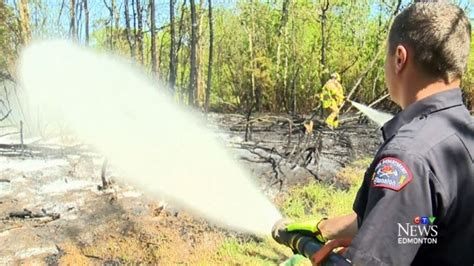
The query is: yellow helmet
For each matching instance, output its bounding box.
[330,72,341,81]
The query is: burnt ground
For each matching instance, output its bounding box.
[0,113,382,264]
[209,113,382,192]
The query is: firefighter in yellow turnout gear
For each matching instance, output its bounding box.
[319,73,344,129]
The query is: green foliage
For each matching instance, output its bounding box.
[0,2,19,73]
[85,0,407,112]
[6,0,471,112]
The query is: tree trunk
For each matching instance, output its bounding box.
[248,1,257,111]
[18,0,31,45]
[113,0,119,45]
[159,34,165,76]
[58,0,65,26]
[124,0,135,58]
[136,0,144,64]
[195,0,205,108]
[150,0,157,75]
[76,0,83,39]
[179,50,187,102]
[320,17,326,68]
[176,0,186,52]
[320,0,329,71]
[283,27,288,110]
[169,0,177,91]
[70,0,76,40]
[104,0,115,49]
[291,26,299,115]
[276,0,289,111]
[188,0,198,106]
[205,0,213,113]
[175,0,187,96]
[83,0,89,45]
[132,0,137,49]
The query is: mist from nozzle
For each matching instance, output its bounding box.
[18,40,281,236]
[350,101,393,126]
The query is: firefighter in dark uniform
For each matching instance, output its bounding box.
[344,87,474,265]
[284,3,473,265]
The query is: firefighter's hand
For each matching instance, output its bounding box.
[286,218,328,243]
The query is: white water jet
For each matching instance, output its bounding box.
[18,40,281,235]
[350,101,393,126]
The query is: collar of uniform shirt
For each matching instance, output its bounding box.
[381,88,464,141]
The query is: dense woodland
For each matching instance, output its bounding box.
[0,0,473,116]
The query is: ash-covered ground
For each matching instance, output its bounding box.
[0,113,382,264]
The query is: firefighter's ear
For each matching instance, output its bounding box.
[394,45,408,74]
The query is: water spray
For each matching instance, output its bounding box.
[18,40,281,235]
[349,100,393,126]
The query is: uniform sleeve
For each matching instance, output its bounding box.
[345,152,437,265]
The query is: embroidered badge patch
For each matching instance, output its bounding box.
[371,157,413,191]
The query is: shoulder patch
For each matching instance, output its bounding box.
[371,157,413,191]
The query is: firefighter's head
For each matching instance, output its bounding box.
[384,3,471,108]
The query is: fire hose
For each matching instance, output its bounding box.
[272,219,352,266]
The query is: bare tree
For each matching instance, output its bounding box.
[58,0,65,26]
[169,0,177,91]
[113,0,120,43]
[132,0,137,51]
[275,0,289,110]
[158,32,166,74]
[195,0,205,107]
[205,0,213,112]
[18,0,31,45]
[104,0,120,49]
[248,0,257,111]
[124,0,135,58]
[83,0,89,44]
[76,0,83,40]
[320,0,329,69]
[188,0,198,105]
[136,0,144,64]
[150,0,157,74]
[70,0,76,40]
[175,0,187,98]
[103,0,114,48]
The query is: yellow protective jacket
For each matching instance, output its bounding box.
[319,79,344,109]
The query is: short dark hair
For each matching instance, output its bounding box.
[388,3,471,82]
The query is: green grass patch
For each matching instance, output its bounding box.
[281,180,360,219]
[216,237,292,265]
[281,157,368,220]
[215,157,371,265]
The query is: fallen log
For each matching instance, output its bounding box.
[8,209,60,220]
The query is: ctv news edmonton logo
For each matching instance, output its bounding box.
[397,216,438,245]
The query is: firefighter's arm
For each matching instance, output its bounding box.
[333,83,345,99]
[335,88,345,100]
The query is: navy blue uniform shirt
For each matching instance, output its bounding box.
[345,89,474,265]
